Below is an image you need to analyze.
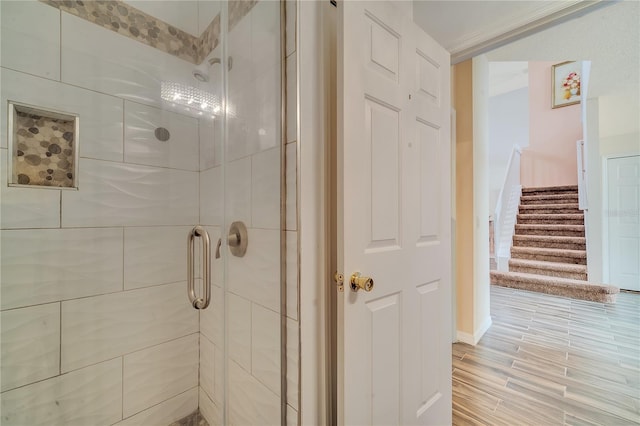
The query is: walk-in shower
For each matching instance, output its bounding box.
[0,1,289,424]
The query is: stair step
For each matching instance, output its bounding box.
[511,246,586,264]
[515,224,585,237]
[512,234,586,250]
[522,185,579,196]
[508,258,588,280]
[490,257,497,271]
[517,213,584,225]
[520,194,579,205]
[519,203,581,214]
[490,271,618,303]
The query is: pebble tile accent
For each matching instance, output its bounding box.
[169,409,209,426]
[229,0,259,31]
[12,109,75,188]
[39,0,258,66]
[197,13,221,62]
[41,0,201,63]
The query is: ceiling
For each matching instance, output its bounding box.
[413,0,609,63]
[414,0,639,104]
[123,1,605,61]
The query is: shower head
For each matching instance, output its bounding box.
[192,57,222,83]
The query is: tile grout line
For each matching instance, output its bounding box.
[59,301,62,375]
[2,64,205,124]
[121,99,125,163]
[121,356,124,421]
[0,331,202,395]
[122,227,125,291]
[1,280,189,313]
[125,386,200,422]
[59,7,62,82]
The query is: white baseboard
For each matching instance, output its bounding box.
[476,316,492,342]
[456,316,492,346]
[455,330,475,345]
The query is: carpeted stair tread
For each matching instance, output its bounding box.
[522,185,579,194]
[508,258,588,280]
[509,258,587,273]
[515,224,585,237]
[512,234,586,250]
[518,213,583,220]
[511,246,586,264]
[519,203,581,214]
[511,246,586,258]
[517,213,584,225]
[490,271,618,303]
[520,194,579,205]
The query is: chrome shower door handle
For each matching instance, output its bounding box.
[187,225,211,310]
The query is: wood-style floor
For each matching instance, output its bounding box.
[452,285,640,425]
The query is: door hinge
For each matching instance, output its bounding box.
[334,272,344,292]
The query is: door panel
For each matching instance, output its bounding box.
[367,14,400,81]
[368,294,401,425]
[608,155,640,290]
[417,121,441,242]
[366,98,400,247]
[417,280,441,417]
[338,1,451,424]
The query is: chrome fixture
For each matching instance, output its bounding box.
[192,70,209,82]
[228,221,248,257]
[192,57,221,83]
[187,225,211,309]
[154,127,170,141]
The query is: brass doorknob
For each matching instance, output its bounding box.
[350,272,374,292]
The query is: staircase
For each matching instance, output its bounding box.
[490,185,619,303]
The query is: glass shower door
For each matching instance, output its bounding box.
[220,0,284,424]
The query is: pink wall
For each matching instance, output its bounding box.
[521,61,582,187]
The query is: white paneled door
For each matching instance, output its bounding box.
[607,155,640,291]
[338,1,452,424]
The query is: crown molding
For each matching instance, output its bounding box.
[450,0,616,64]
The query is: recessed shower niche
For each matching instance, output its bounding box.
[7,101,79,189]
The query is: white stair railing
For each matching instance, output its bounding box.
[494,146,522,271]
[577,140,588,210]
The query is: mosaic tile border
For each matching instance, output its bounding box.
[41,0,201,63]
[197,13,221,62]
[41,0,260,66]
[229,0,259,32]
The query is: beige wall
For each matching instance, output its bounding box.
[453,60,474,337]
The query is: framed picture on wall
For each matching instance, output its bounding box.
[552,61,582,108]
